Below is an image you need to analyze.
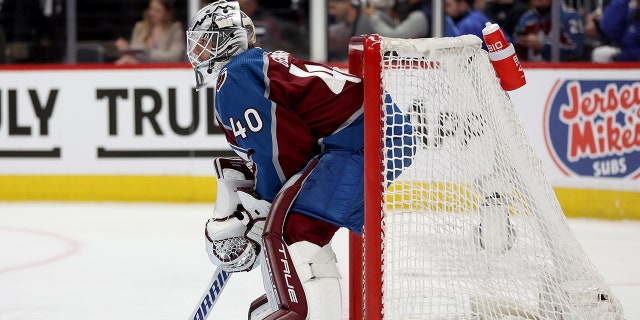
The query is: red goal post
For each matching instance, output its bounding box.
[348,34,383,320]
[346,34,624,320]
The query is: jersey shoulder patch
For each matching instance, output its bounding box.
[216,68,228,92]
[267,51,291,68]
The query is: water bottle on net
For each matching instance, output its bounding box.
[482,22,526,91]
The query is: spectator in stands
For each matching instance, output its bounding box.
[0,0,43,43]
[483,0,529,38]
[422,0,462,37]
[474,0,487,12]
[445,0,492,42]
[513,0,584,62]
[582,7,616,62]
[236,0,294,52]
[445,15,462,37]
[328,0,360,62]
[0,26,7,63]
[360,0,430,39]
[115,0,185,65]
[597,0,640,61]
[0,0,55,62]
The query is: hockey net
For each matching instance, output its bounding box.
[348,35,624,320]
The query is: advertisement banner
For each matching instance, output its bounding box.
[0,64,638,213]
[0,67,233,176]
[509,67,640,192]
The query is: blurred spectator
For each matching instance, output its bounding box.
[0,26,7,63]
[582,7,615,62]
[0,0,43,42]
[597,0,640,61]
[416,0,461,37]
[0,0,64,62]
[446,0,492,42]
[514,0,584,61]
[115,0,185,65]
[237,0,293,52]
[583,9,603,41]
[483,0,529,38]
[354,1,378,36]
[445,15,462,36]
[328,0,360,62]
[360,0,429,38]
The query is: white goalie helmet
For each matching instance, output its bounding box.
[186,0,256,90]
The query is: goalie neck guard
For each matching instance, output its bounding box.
[186,0,256,90]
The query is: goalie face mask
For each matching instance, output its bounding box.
[186,0,256,90]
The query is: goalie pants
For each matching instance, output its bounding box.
[288,100,415,236]
[289,149,365,235]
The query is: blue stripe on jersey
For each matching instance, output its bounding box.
[215,48,286,201]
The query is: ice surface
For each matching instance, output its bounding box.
[0,202,638,320]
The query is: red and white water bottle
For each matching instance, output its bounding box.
[482,22,526,91]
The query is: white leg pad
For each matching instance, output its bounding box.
[287,241,342,320]
[253,253,279,320]
[249,294,273,320]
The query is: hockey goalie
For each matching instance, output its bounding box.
[186,1,414,319]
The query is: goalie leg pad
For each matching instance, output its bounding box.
[262,234,308,320]
[259,241,342,320]
[249,294,273,320]
[288,241,342,320]
[255,159,343,319]
[261,160,319,320]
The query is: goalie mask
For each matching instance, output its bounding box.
[186,0,256,90]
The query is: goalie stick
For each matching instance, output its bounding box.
[188,266,231,320]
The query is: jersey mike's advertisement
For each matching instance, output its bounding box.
[544,80,639,179]
[508,66,639,220]
[508,67,640,193]
[0,64,638,218]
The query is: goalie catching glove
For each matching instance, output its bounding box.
[205,158,271,273]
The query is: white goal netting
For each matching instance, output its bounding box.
[374,35,623,320]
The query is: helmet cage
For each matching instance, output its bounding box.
[186,0,255,90]
[186,28,247,69]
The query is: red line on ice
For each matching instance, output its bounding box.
[0,226,81,274]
